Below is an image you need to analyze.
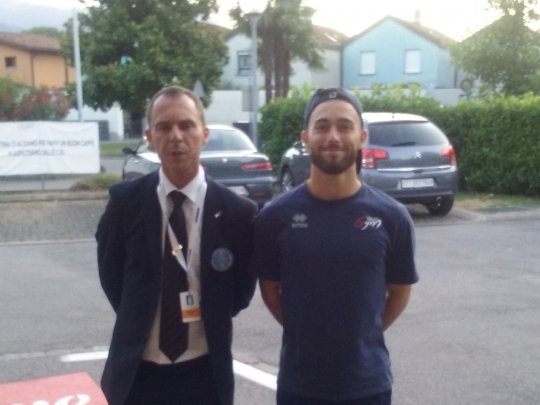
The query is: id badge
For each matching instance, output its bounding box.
[179,291,201,322]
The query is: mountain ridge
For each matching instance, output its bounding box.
[0,0,73,32]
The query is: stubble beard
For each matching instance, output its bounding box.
[311,147,358,175]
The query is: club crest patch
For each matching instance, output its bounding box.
[211,247,234,271]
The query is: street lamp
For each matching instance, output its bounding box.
[239,0,268,148]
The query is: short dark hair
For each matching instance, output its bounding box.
[304,88,363,128]
[145,85,206,127]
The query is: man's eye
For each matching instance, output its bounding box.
[179,122,195,130]
[314,124,329,132]
[338,124,353,132]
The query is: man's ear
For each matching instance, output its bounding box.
[300,129,309,148]
[203,126,209,145]
[359,128,367,147]
[144,128,153,148]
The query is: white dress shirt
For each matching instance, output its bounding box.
[142,166,209,364]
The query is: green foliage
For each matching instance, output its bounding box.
[440,95,540,196]
[70,172,121,191]
[0,78,73,121]
[356,84,442,118]
[259,84,311,166]
[64,0,227,115]
[258,85,540,196]
[451,1,540,96]
[100,140,141,157]
[22,27,64,39]
[230,0,323,100]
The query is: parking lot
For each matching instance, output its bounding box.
[1,172,540,404]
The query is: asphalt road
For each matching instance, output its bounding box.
[1,166,540,404]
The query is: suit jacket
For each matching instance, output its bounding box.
[96,171,258,405]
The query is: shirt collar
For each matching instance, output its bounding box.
[159,166,206,204]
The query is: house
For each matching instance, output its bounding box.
[219,24,347,90]
[0,32,75,88]
[341,16,464,104]
[208,24,347,125]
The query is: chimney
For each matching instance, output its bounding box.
[414,9,421,25]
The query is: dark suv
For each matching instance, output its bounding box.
[279,112,458,216]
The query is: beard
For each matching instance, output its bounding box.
[311,145,358,175]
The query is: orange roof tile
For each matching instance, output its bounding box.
[0,32,61,53]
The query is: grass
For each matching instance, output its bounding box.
[70,173,122,191]
[455,192,540,210]
[100,139,141,157]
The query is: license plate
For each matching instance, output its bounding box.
[227,185,249,196]
[401,178,435,189]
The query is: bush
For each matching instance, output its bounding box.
[70,173,121,191]
[356,83,442,118]
[0,78,73,121]
[439,95,540,195]
[258,85,540,196]
[259,85,311,168]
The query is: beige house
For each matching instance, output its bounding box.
[0,32,75,88]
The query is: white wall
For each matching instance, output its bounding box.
[221,34,265,89]
[221,33,342,91]
[64,103,125,140]
[290,48,342,89]
[205,90,265,125]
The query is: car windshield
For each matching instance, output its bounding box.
[204,129,256,152]
[367,121,448,147]
[136,128,256,153]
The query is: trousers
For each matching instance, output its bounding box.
[124,355,220,405]
[277,388,392,405]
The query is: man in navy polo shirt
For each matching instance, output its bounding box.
[251,88,418,404]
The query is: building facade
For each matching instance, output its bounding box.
[0,32,75,88]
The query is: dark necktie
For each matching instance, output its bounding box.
[159,191,189,362]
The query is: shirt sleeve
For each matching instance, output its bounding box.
[250,208,281,281]
[386,205,419,285]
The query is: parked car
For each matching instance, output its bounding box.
[122,124,275,206]
[279,112,458,216]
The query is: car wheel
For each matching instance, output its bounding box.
[425,196,454,216]
[280,168,296,193]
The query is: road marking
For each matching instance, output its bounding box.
[233,360,277,390]
[59,350,278,390]
[0,238,94,247]
[60,351,108,362]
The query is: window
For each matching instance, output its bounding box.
[237,52,251,75]
[5,56,16,68]
[360,52,376,75]
[404,50,421,74]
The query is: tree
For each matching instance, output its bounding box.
[451,0,540,96]
[63,0,228,122]
[22,27,64,40]
[230,0,323,102]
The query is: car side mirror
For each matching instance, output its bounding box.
[122,146,136,156]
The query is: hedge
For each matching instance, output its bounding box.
[259,86,540,197]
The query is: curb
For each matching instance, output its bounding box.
[0,190,109,203]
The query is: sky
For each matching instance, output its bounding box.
[27,0,502,41]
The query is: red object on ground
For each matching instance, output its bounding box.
[0,372,107,405]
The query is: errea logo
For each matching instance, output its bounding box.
[354,216,382,230]
[291,213,308,229]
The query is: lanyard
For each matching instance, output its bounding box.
[165,183,205,288]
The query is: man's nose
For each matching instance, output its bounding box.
[327,126,340,142]
[171,125,184,140]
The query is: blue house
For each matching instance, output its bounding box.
[342,16,463,101]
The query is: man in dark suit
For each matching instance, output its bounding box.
[96,85,258,405]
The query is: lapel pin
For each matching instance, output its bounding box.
[214,211,222,218]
